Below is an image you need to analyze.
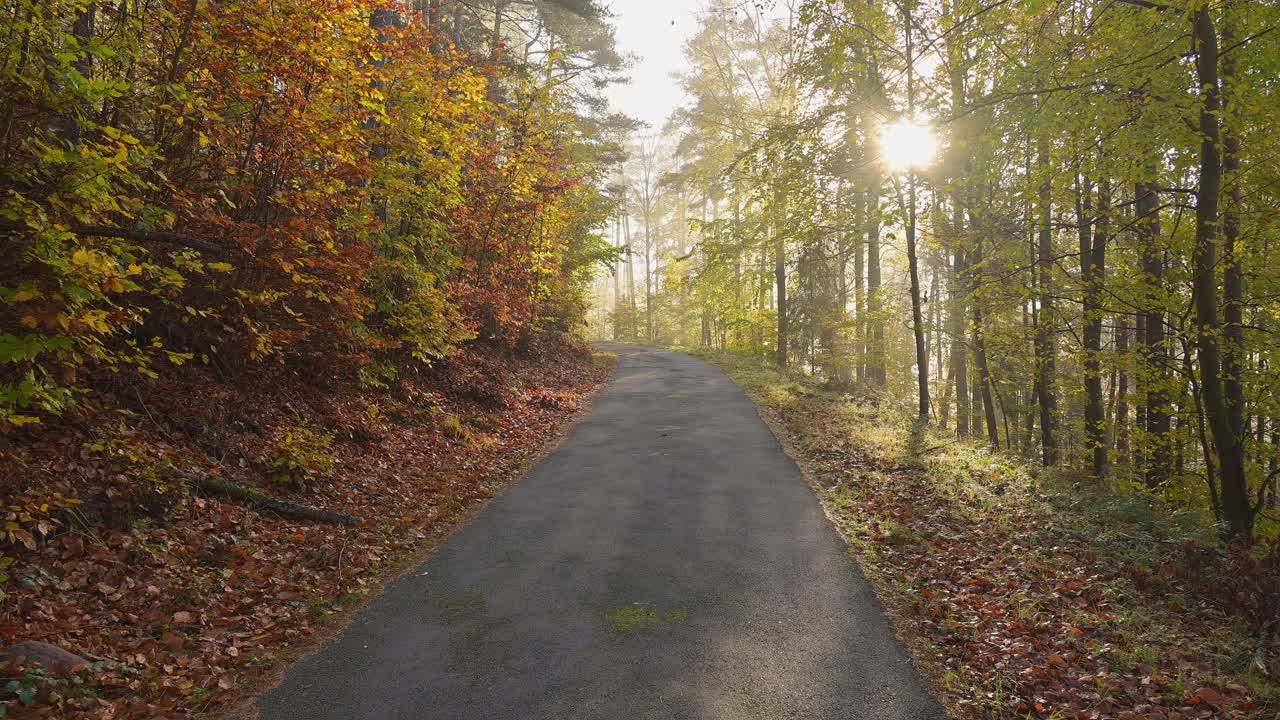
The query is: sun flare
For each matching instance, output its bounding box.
[880,118,937,171]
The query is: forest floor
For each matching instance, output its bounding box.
[689,348,1279,720]
[0,340,614,719]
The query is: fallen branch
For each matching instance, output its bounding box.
[0,220,222,254]
[182,472,360,526]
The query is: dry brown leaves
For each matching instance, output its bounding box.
[0,343,613,719]
[762,391,1270,720]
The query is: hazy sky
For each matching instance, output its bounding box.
[604,0,702,130]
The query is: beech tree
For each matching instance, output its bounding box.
[595,0,1280,542]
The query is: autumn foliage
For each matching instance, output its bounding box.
[0,0,616,423]
[0,1,620,714]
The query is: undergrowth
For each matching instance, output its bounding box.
[686,346,1279,720]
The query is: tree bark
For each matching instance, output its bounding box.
[1221,0,1248,497]
[866,176,885,387]
[1034,137,1058,466]
[1115,314,1131,463]
[185,473,360,526]
[951,237,969,436]
[1192,8,1250,539]
[852,189,866,385]
[774,178,788,368]
[906,172,929,419]
[1078,174,1108,477]
[57,4,96,147]
[902,2,929,420]
[969,234,1000,449]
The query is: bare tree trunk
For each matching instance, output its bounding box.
[969,235,1000,449]
[491,0,505,52]
[1115,315,1130,463]
[943,0,969,436]
[57,4,96,147]
[902,3,929,420]
[1078,174,1108,477]
[931,256,946,426]
[1192,7,1249,539]
[834,181,853,386]
[866,177,884,387]
[774,178,788,368]
[425,0,441,53]
[1034,137,1058,466]
[452,1,465,45]
[1221,1,1248,506]
[624,213,636,338]
[612,215,623,341]
[853,190,866,386]
[971,365,984,439]
[644,218,654,341]
[951,241,970,437]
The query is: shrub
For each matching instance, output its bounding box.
[85,432,182,529]
[266,425,335,489]
[357,361,399,391]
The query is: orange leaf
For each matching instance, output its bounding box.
[1192,686,1223,702]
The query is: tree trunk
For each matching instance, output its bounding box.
[491,0,505,53]
[185,474,360,526]
[453,1,465,45]
[853,190,866,386]
[624,213,636,338]
[1034,138,1058,466]
[1221,1,1248,507]
[931,255,945,425]
[426,0,442,53]
[774,178,788,368]
[906,173,929,419]
[943,2,968,434]
[643,209,654,342]
[902,4,928,420]
[57,4,96,147]
[866,177,884,387]
[969,235,1000,449]
[951,242,969,437]
[612,214,623,340]
[1078,174,1107,477]
[1192,8,1250,539]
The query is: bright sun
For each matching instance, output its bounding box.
[880,118,937,171]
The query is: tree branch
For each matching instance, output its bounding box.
[0,220,223,254]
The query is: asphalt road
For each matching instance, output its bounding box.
[258,344,946,720]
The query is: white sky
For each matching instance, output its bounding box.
[604,0,702,130]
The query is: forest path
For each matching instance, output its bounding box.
[258,345,945,719]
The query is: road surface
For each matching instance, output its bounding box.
[259,344,946,720]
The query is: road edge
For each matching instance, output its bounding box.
[221,349,619,720]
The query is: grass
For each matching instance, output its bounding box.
[605,605,688,637]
